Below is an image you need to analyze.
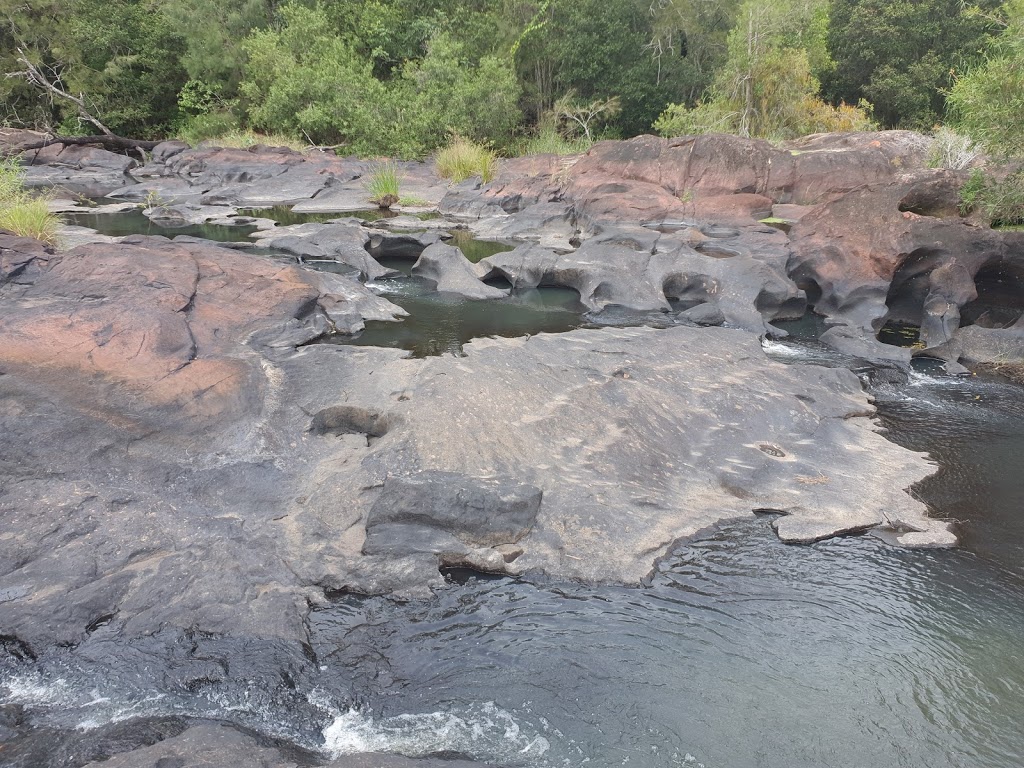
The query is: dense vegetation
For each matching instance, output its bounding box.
[0,0,1020,157]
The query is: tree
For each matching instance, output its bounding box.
[654,0,872,140]
[947,0,1024,157]
[825,0,997,129]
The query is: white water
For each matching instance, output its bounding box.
[322,701,551,762]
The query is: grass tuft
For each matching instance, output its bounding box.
[435,137,497,184]
[517,128,592,156]
[364,161,401,208]
[0,159,61,246]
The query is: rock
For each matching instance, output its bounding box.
[256,222,397,281]
[150,140,190,164]
[19,144,139,197]
[365,471,542,550]
[410,242,506,299]
[679,302,726,326]
[80,724,496,768]
[819,325,913,367]
[479,227,803,331]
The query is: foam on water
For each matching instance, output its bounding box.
[322,702,551,763]
[759,339,806,358]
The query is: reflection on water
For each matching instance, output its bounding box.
[874,372,1024,575]
[61,209,257,243]
[327,275,586,357]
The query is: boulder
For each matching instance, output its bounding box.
[410,242,506,299]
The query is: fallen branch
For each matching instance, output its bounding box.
[9,134,162,153]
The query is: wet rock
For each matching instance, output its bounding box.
[410,242,506,300]
[79,724,497,768]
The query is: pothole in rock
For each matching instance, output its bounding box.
[323,282,589,358]
[960,261,1024,329]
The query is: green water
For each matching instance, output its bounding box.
[62,209,258,243]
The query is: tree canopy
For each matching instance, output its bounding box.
[0,0,1016,156]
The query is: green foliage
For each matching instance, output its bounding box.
[364,161,401,207]
[516,124,593,156]
[436,137,497,183]
[0,160,60,245]
[959,167,1024,227]
[176,112,241,145]
[825,0,998,128]
[239,5,520,158]
[947,0,1024,158]
[655,0,873,141]
[160,0,273,98]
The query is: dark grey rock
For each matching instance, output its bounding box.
[367,471,542,548]
[411,243,506,299]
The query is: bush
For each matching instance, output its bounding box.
[238,8,522,159]
[928,127,983,170]
[946,3,1024,159]
[959,167,1024,226]
[175,111,241,145]
[435,137,497,183]
[0,160,60,246]
[653,101,737,137]
[516,126,592,156]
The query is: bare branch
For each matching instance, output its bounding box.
[7,48,114,136]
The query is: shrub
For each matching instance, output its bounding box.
[176,111,241,145]
[653,101,737,137]
[200,129,308,152]
[517,127,592,156]
[928,127,984,170]
[435,137,497,183]
[364,161,401,208]
[959,167,1024,226]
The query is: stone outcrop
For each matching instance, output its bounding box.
[4,129,1008,766]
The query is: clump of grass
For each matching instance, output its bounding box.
[515,125,592,157]
[0,159,61,246]
[364,161,401,209]
[200,129,309,152]
[435,137,497,184]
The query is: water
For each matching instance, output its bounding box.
[331,275,586,357]
[305,517,1024,768]
[60,209,258,243]
[237,206,441,226]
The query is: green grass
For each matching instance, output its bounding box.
[435,137,497,183]
[196,129,309,152]
[516,128,592,156]
[398,195,430,207]
[364,161,401,208]
[0,159,61,246]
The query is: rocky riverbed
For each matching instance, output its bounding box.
[2,130,1022,767]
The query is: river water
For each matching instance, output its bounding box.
[2,215,1023,767]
